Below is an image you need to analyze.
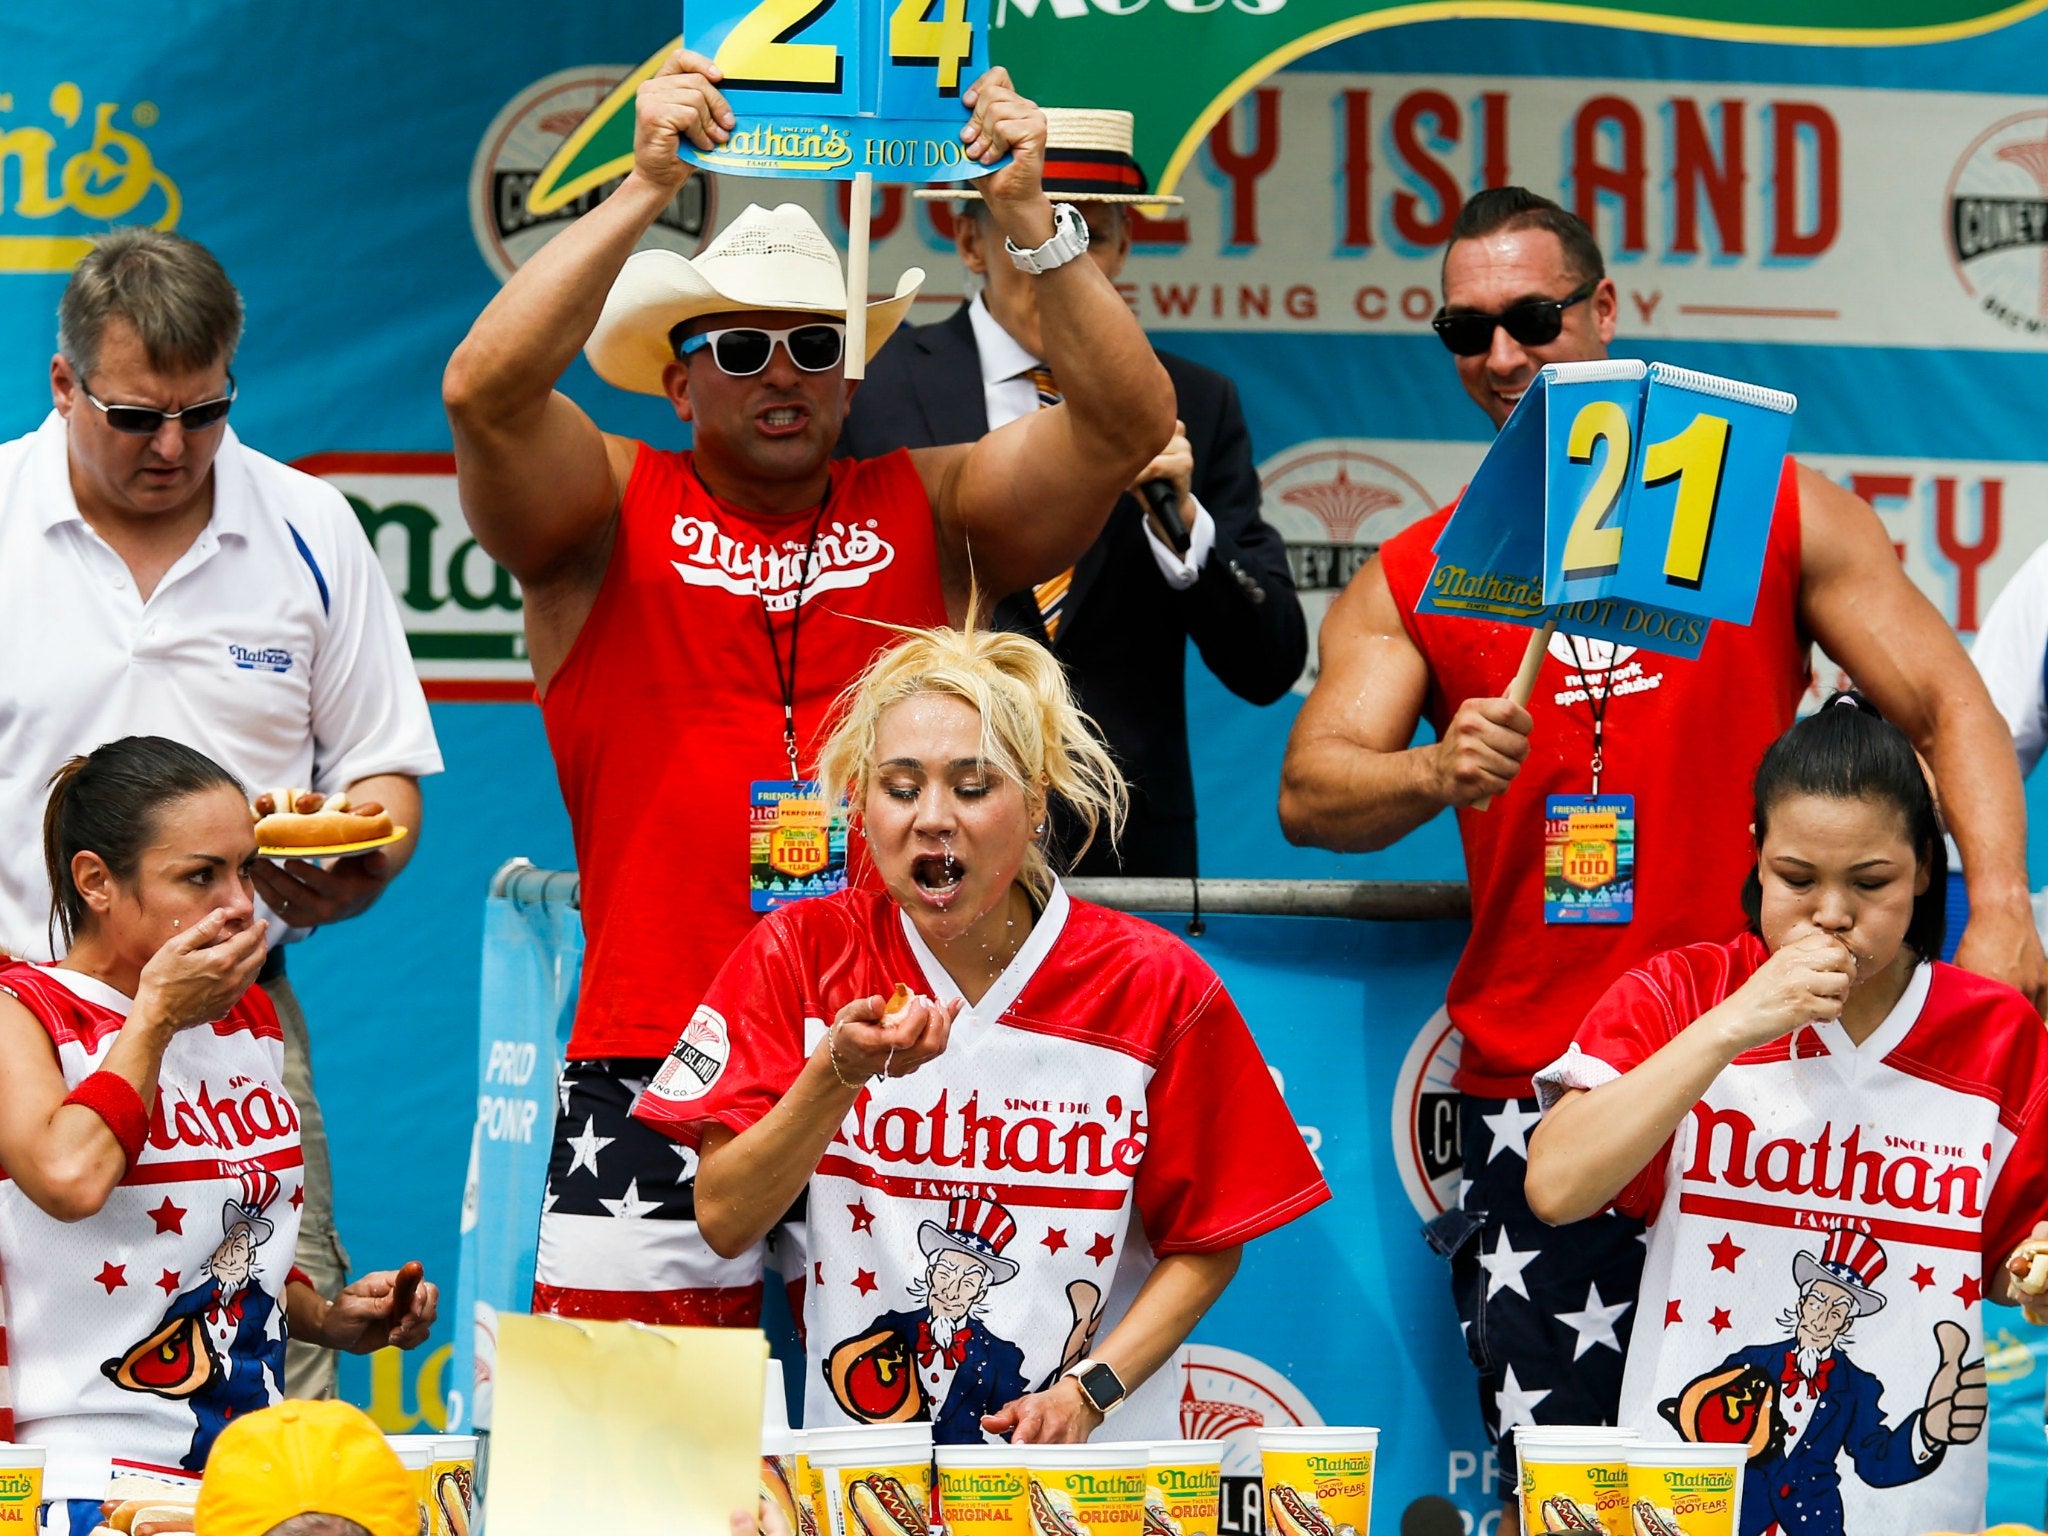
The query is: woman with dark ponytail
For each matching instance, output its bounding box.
[0,737,437,1526]
[1524,695,2048,1536]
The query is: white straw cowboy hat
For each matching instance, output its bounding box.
[916,108,1182,205]
[586,202,924,396]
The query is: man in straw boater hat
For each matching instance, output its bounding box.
[444,49,1174,1330]
[842,109,1306,880]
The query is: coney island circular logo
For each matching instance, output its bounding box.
[1391,1007,1464,1222]
[471,66,715,281]
[1258,442,1439,696]
[1174,1344,1322,1481]
[1946,109,2048,338]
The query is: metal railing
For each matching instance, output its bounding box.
[491,858,1470,922]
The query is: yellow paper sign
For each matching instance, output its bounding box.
[489,1315,769,1536]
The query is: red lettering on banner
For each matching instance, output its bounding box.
[1633,291,1663,322]
[924,197,961,245]
[1340,89,1373,251]
[1153,284,1200,318]
[1769,102,1839,259]
[1572,96,1647,255]
[1850,473,1915,564]
[1936,477,2002,634]
[836,182,904,243]
[1683,1105,1983,1219]
[1391,90,1463,249]
[1209,88,1281,248]
[1671,99,1747,257]
[1479,91,1510,189]
[1130,205,1188,252]
[1286,284,1317,319]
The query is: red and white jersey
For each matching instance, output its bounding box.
[0,962,303,1500]
[632,883,1329,1438]
[1536,937,2048,1536]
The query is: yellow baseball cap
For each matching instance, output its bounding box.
[196,1400,421,1536]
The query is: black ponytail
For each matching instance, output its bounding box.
[1740,692,1947,959]
[42,736,242,952]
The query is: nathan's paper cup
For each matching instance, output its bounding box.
[0,1445,43,1531]
[428,1435,479,1536]
[794,1433,833,1536]
[936,1443,1031,1536]
[1146,1441,1224,1536]
[1257,1427,1377,1536]
[762,1365,801,1536]
[807,1424,935,1536]
[387,1436,439,1536]
[1515,1427,1637,1535]
[1020,1442,1149,1536]
[1625,1442,1745,1536]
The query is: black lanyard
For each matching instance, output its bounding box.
[1565,634,1618,795]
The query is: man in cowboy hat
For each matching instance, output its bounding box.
[444,51,1174,1331]
[841,109,1306,878]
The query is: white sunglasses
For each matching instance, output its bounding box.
[675,322,847,376]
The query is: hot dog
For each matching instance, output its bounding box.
[1142,1491,1183,1536]
[1630,1501,1683,1536]
[253,787,395,849]
[2011,1237,2048,1295]
[1028,1481,1088,1536]
[1265,1486,1337,1536]
[132,1509,197,1536]
[882,983,914,1022]
[435,1466,475,1536]
[1538,1497,1601,1532]
[848,1474,930,1536]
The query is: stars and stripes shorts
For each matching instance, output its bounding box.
[1424,1094,1647,1499]
[533,1058,806,1326]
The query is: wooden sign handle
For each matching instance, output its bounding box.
[1471,620,1555,812]
[843,171,873,382]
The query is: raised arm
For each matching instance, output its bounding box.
[1795,463,2048,1011]
[914,73,1175,604]
[443,49,732,679]
[1278,555,1531,851]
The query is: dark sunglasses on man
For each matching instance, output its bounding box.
[1430,281,1598,357]
[78,375,237,435]
[674,322,847,377]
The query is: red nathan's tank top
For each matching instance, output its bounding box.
[1378,456,1811,1097]
[542,446,948,1059]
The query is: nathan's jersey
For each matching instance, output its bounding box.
[0,962,302,1499]
[1378,460,1810,1097]
[1536,937,2048,1536]
[632,883,1329,1439]
[542,445,948,1060]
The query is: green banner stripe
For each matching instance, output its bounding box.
[409,633,526,661]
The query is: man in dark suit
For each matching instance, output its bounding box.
[840,110,1306,877]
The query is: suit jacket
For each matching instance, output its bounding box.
[1717,1339,1939,1536]
[839,304,1307,876]
[871,1307,1028,1444]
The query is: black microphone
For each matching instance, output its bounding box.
[1141,478,1191,557]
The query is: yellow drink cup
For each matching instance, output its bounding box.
[937,1443,1032,1536]
[1516,1427,1637,1534]
[1626,1442,1745,1536]
[794,1434,833,1536]
[0,1445,45,1532]
[1146,1440,1223,1536]
[429,1435,478,1536]
[386,1435,438,1536]
[1257,1427,1377,1536]
[806,1424,935,1536]
[1021,1442,1149,1536]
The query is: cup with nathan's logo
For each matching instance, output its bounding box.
[386,1435,439,1536]
[807,1423,935,1536]
[428,1434,479,1536]
[1021,1442,1149,1536]
[1515,1426,1638,1534]
[936,1443,1031,1536]
[1257,1427,1377,1536]
[1625,1441,1744,1536]
[1145,1441,1223,1536]
[0,1444,43,1531]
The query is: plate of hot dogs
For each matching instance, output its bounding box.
[252,788,410,859]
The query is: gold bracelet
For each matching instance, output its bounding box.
[827,1023,868,1089]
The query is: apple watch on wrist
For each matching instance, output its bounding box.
[1006,202,1090,275]
[1064,1356,1127,1415]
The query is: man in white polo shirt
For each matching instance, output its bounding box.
[0,227,442,1398]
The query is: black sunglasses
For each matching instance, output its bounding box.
[1430,282,1598,357]
[676,323,847,377]
[79,375,237,435]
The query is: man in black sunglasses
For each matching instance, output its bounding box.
[445,51,1175,1335]
[1280,187,2042,1535]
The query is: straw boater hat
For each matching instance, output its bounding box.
[916,108,1183,205]
[585,202,924,396]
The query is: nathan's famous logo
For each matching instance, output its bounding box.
[1257,442,1439,696]
[1390,1006,1463,1222]
[710,120,855,175]
[471,66,712,282]
[838,1087,1146,1177]
[1684,1104,1984,1218]
[671,513,897,611]
[0,82,180,273]
[0,1470,34,1498]
[1946,109,2048,337]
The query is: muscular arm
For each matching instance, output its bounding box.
[1795,463,2048,1010]
[1278,557,1530,850]
[693,1049,863,1259]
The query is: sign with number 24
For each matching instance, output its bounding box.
[681,0,1001,181]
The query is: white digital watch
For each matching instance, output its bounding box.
[1006,202,1091,275]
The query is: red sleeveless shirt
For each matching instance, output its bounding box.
[542,446,948,1059]
[1378,457,1811,1096]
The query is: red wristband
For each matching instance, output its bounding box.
[288,1266,315,1291]
[64,1070,149,1169]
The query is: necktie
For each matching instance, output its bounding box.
[1026,366,1074,640]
